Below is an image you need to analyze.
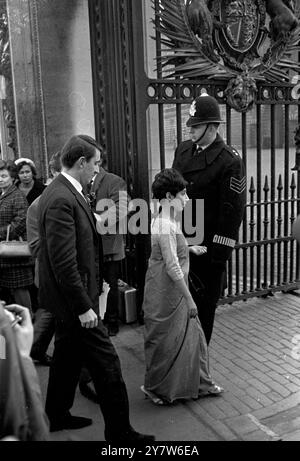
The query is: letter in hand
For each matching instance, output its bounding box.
[5,304,34,358]
[189,245,207,256]
[79,308,98,329]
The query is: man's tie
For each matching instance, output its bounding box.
[194,145,203,156]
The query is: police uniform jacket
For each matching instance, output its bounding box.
[172,134,246,269]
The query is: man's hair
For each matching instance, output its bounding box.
[48,151,62,173]
[61,135,102,169]
[152,168,187,201]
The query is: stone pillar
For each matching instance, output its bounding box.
[7,0,47,178]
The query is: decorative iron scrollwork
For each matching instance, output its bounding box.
[154,0,300,112]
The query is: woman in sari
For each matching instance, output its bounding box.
[141,168,223,405]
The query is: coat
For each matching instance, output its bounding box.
[16,179,46,205]
[0,304,49,440]
[0,185,34,287]
[38,174,103,322]
[172,134,246,269]
[91,167,128,261]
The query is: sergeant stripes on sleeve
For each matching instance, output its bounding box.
[213,235,236,248]
[230,176,246,194]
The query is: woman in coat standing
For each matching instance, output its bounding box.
[0,160,33,309]
[15,159,45,205]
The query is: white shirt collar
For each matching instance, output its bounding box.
[61,171,84,197]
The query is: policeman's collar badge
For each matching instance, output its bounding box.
[189,100,196,117]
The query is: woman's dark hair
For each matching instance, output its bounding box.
[16,161,37,178]
[0,159,17,179]
[61,135,102,168]
[152,168,187,201]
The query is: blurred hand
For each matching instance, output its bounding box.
[79,308,98,329]
[189,245,207,256]
[5,304,33,358]
[187,297,198,318]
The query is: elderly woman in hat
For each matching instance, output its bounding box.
[15,158,45,205]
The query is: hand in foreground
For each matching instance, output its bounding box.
[189,245,207,256]
[5,304,33,358]
[187,298,198,318]
[79,308,98,329]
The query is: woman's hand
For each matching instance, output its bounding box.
[5,304,33,358]
[189,245,207,256]
[187,297,198,318]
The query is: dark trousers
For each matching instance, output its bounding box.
[103,260,120,325]
[45,317,130,435]
[31,308,55,357]
[189,253,224,345]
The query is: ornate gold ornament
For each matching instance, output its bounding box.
[154,0,300,112]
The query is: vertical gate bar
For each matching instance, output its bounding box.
[290,174,296,281]
[256,103,262,291]
[283,104,289,283]
[270,104,275,287]
[159,104,165,170]
[176,103,182,146]
[296,103,300,281]
[249,178,256,291]
[263,176,270,289]
[154,0,162,79]
[226,104,233,295]
[277,175,283,286]
[154,0,165,169]
[235,248,240,295]
[242,112,248,293]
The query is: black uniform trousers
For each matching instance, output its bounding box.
[45,316,130,436]
[189,252,224,345]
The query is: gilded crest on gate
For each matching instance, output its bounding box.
[153,0,300,112]
[219,0,261,52]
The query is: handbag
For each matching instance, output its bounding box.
[0,225,31,258]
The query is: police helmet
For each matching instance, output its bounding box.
[186,93,224,127]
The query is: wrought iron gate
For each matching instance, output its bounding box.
[89,0,300,310]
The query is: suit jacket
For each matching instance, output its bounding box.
[38,174,103,322]
[173,134,246,268]
[91,167,128,261]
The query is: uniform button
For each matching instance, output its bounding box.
[190,181,194,185]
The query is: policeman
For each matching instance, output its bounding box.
[173,93,246,344]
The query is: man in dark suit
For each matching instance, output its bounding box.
[173,93,246,345]
[38,135,154,441]
[91,154,129,337]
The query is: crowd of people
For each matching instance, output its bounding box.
[0,93,247,441]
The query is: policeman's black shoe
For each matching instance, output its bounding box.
[49,412,93,432]
[79,381,99,404]
[31,353,52,366]
[105,426,155,442]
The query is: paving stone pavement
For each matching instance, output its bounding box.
[37,291,300,441]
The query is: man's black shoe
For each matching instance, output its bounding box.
[49,413,93,432]
[105,426,155,442]
[79,381,98,404]
[31,353,52,366]
[107,324,119,337]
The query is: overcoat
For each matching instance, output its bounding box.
[38,174,103,322]
[173,134,246,268]
[0,185,33,288]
